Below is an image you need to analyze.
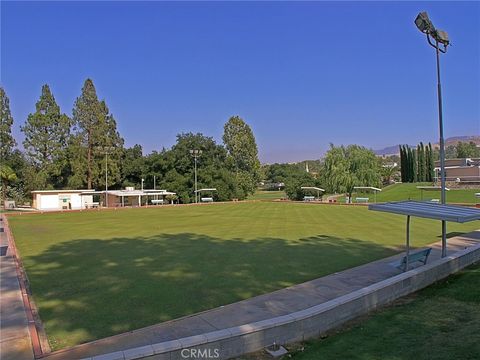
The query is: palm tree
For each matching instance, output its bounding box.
[1,165,17,209]
[381,165,398,185]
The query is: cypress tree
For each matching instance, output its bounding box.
[399,145,405,182]
[406,147,411,182]
[418,142,425,182]
[424,143,429,182]
[428,142,435,182]
[412,148,416,182]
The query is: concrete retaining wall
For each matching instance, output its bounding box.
[82,243,480,360]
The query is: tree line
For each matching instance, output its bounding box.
[399,143,435,183]
[263,144,384,202]
[0,81,261,204]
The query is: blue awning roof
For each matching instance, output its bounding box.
[368,200,480,223]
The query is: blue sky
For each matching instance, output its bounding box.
[1,1,479,163]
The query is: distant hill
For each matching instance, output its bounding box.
[438,135,480,148]
[374,136,480,156]
[374,144,413,156]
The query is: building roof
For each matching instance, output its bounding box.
[300,186,325,192]
[354,186,382,192]
[79,190,176,196]
[32,189,92,194]
[416,186,450,191]
[368,200,480,223]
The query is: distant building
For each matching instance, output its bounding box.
[32,190,95,210]
[434,158,480,183]
[32,188,176,210]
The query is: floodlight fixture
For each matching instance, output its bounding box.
[414,11,450,258]
[415,11,450,52]
[415,12,434,34]
[433,29,450,46]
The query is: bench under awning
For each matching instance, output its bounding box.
[369,201,480,271]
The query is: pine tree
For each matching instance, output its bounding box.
[22,84,71,188]
[0,87,17,161]
[71,79,124,189]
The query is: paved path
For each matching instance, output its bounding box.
[42,230,480,360]
[0,217,34,360]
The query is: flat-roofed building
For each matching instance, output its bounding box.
[434,158,480,183]
[32,190,95,210]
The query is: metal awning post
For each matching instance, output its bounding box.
[122,195,124,207]
[406,215,411,271]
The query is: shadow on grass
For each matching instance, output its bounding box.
[23,233,395,349]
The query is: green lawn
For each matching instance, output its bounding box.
[247,190,286,200]
[8,202,479,350]
[291,262,480,360]
[347,183,480,204]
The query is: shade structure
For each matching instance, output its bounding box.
[300,187,325,200]
[354,186,382,203]
[369,200,480,223]
[300,186,325,192]
[354,186,382,192]
[369,201,480,271]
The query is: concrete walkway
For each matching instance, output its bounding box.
[0,217,34,360]
[41,230,480,360]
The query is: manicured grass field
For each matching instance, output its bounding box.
[291,262,480,360]
[247,190,286,200]
[8,202,479,350]
[348,183,480,204]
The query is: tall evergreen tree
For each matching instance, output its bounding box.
[399,145,405,182]
[404,146,410,182]
[417,142,425,182]
[406,147,414,183]
[427,142,435,182]
[425,143,431,182]
[412,149,417,183]
[223,116,261,196]
[71,79,124,189]
[0,87,17,161]
[22,84,71,188]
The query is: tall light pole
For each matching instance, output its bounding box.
[415,11,450,257]
[98,146,115,207]
[189,149,202,203]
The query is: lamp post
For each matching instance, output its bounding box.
[415,11,450,257]
[98,146,115,208]
[189,149,202,203]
